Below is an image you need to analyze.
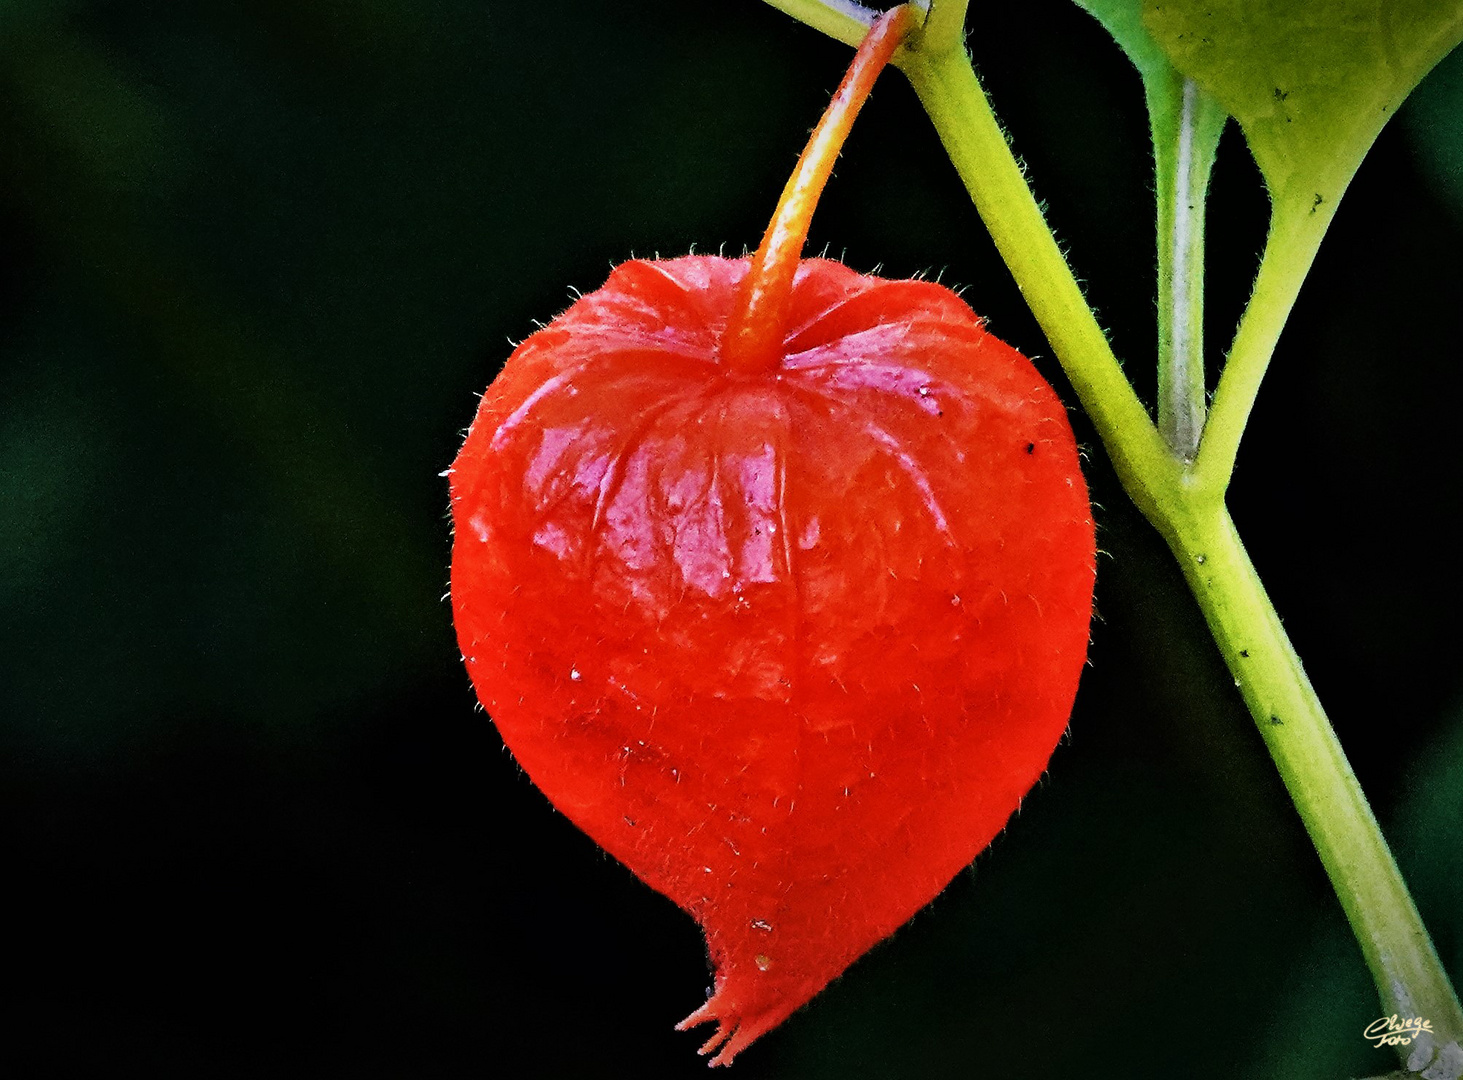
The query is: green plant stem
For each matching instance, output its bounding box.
[906,38,1463,1066]
[917,0,968,55]
[1153,72,1224,459]
[1168,502,1463,1053]
[1194,193,1335,494]
[906,41,1463,1059]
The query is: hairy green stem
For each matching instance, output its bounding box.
[1152,73,1224,459]
[909,45,1463,1062]
[917,0,968,55]
[1167,503,1463,1055]
[1194,193,1334,494]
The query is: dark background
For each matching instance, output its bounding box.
[4,1,1463,1076]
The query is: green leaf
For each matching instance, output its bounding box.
[1144,0,1463,210]
[1072,0,1171,83]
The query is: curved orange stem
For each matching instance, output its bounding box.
[720,3,919,375]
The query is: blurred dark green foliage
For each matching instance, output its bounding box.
[2,1,1462,1076]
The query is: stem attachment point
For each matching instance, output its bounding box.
[721,4,918,375]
